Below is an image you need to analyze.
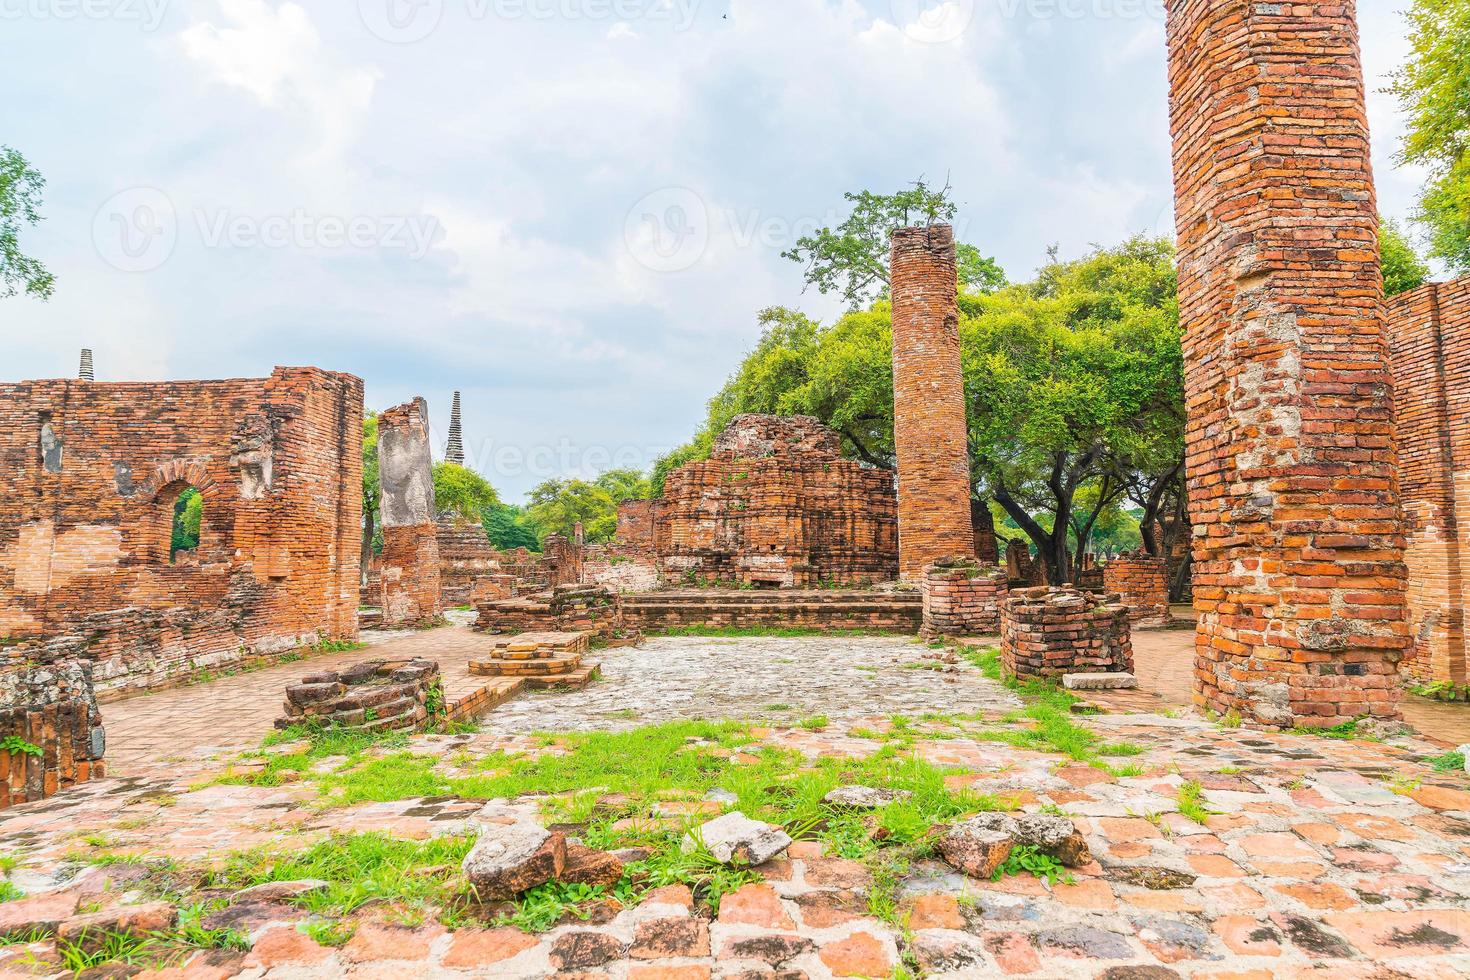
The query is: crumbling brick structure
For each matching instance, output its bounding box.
[276,658,442,733]
[921,557,1009,639]
[476,584,635,645]
[0,367,363,697]
[0,654,105,809]
[436,517,503,607]
[622,590,921,633]
[657,415,898,586]
[1103,552,1171,627]
[377,399,443,627]
[583,501,665,593]
[470,631,601,689]
[890,225,975,580]
[1169,0,1406,726]
[1386,277,1470,685]
[1000,587,1133,682]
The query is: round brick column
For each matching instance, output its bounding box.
[890,225,975,581]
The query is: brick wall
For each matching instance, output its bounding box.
[276,658,441,733]
[890,225,975,580]
[621,590,922,633]
[377,400,442,627]
[1169,0,1406,726]
[1102,553,1171,626]
[921,558,1009,639]
[1000,587,1133,682]
[657,415,898,586]
[436,517,503,606]
[1386,277,1470,685]
[0,657,105,809]
[0,368,363,696]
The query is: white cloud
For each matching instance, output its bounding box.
[607,22,639,40]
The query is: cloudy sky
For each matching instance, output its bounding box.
[2,0,1429,500]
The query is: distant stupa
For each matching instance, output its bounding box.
[445,391,465,465]
[79,349,94,381]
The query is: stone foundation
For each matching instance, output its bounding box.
[0,656,105,809]
[476,585,636,645]
[470,631,602,689]
[1102,553,1171,626]
[276,658,442,733]
[921,558,1009,639]
[622,590,921,633]
[1000,587,1133,681]
[377,400,443,627]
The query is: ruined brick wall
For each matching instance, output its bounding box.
[1102,553,1171,626]
[622,590,922,633]
[378,400,442,626]
[1387,277,1470,685]
[276,658,441,733]
[1169,0,1406,726]
[1001,587,1133,681]
[613,500,658,552]
[921,558,1009,639]
[657,415,898,586]
[0,656,105,809]
[0,368,363,697]
[972,501,1000,567]
[581,500,664,593]
[475,585,634,644]
[436,518,503,607]
[890,225,975,580]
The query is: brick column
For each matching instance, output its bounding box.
[378,398,443,626]
[1169,0,1407,726]
[890,225,975,581]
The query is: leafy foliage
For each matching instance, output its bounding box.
[484,504,542,552]
[526,470,651,543]
[171,488,203,558]
[0,147,54,301]
[433,462,501,523]
[1381,217,1432,296]
[992,845,1073,886]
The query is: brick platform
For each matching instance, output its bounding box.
[1102,552,1171,627]
[1000,586,1133,681]
[0,656,105,809]
[622,589,921,632]
[890,225,975,580]
[475,585,637,645]
[0,367,363,697]
[1169,0,1406,725]
[275,658,442,733]
[377,399,443,627]
[920,558,1009,639]
[470,631,602,689]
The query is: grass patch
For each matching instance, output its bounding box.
[1176,780,1214,825]
[1427,749,1466,773]
[1290,718,1366,740]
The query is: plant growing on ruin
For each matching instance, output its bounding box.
[0,735,42,759]
[991,845,1072,887]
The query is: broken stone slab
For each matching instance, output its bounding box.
[560,843,626,888]
[935,822,1014,879]
[937,812,1091,874]
[704,788,739,805]
[56,902,178,954]
[0,890,80,939]
[229,879,331,904]
[1460,745,1470,774]
[462,823,567,900]
[1062,673,1138,691]
[682,812,791,866]
[823,786,916,810]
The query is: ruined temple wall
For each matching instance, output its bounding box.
[1103,553,1171,626]
[0,368,363,695]
[1169,0,1406,725]
[436,518,504,606]
[1387,277,1470,684]
[378,400,441,626]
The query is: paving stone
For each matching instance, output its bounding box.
[817,931,893,977]
[1132,917,1216,963]
[686,812,791,866]
[1034,926,1134,960]
[630,917,710,959]
[1321,909,1470,958]
[0,890,78,938]
[719,933,814,965]
[440,927,539,967]
[627,965,712,980]
[242,925,335,968]
[909,928,987,972]
[461,822,566,899]
[56,902,177,953]
[341,922,439,963]
[983,930,1042,974]
[549,930,626,969]
[822,786,913,809]
[717,885,795,930]
[904,893,965,930]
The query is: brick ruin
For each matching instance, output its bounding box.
[470,631,602,690]
[476,584,635,646]
[920,556,1009,640]
[0,367,363,697]
[890,225,976,580]
[1386,277,1470,686]
[621,589,922,633]
[377,399,443,627]
[0,655,105,809]
[276,658,442,733]
[1001,587,1133,682]
[655,415,898,587]
[436,517,505,607]
[1169,0,1406,726]
[1102,552,1171,627]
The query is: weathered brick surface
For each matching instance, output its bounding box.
[476,585,637,645]
[621,590,921,632]
[276,658,441,733]
[378,400,442,627]
[1102,553,1171,626]
[658,415,898,587]
[1001,587,1133,681]
[921,558,1008,639]
[1169,0,1406,725]
[436,518,504,606]
[890,225,975,581]
[1386,277,1470,684]
[0,656,104,809]
[0,368,363,696]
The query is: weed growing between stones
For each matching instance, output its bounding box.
[992,845,1073,886]
[1427,749,1466,772]
[1176,780,1215,825]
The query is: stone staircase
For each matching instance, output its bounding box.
[469,631,602,690]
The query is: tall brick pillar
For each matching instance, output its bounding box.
[891,225,975,581]
[378,398,443,626]
[1169,0,1407,726]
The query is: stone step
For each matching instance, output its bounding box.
[470,653,585,677]
[522,662,602,690]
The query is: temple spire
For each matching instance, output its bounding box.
[79,349,94,382]
[445,391,465,465]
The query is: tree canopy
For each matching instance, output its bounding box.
[0,146,55,301]
[1381,217,1433,297]
[526,470,653,544]
[433,462,501,523]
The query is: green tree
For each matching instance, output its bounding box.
[781,179,1005,308]
[1381,217,1432,297]
[0,147,55,300]
[170,488,202,558]
[526,479,620,543]
[433,462,501,523]
[1390,0,1470,271]
[594,468,652,505]
[484,504,542,552]
[362,413,380,576]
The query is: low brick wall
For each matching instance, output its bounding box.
[1000,587,1133,681]
[0,658,106,809]
[472,575,519,603]
[476,585,636,644]
[381,524,443,627]
[276,658,442,733]
[1102,553,1171,625]
[622,590,921,633]
[921,558,1009,639]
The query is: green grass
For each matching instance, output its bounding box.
[797,715,830,731]
[1176,780,1214,825]
[1290,718,1367,740]
[1427,749,1466,772]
